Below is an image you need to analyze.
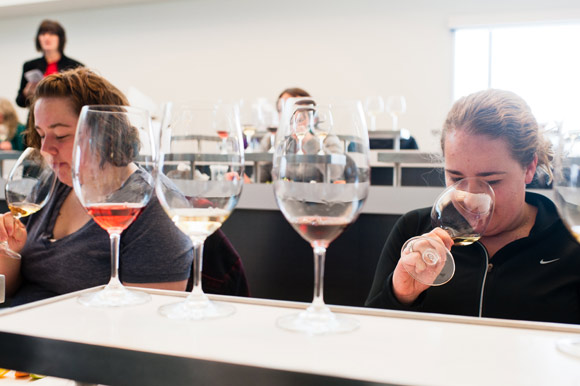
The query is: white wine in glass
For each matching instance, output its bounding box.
[3,147,57,259]
[157,102,244,320]
[72,105,155,307]
[273,100,370,335]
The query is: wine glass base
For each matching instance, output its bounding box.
[277,309,359,335]
[0,241,22,260]
[557,338,580,358]
[78,287,151,307]
[401,236,455,286]
[158,299,235,320]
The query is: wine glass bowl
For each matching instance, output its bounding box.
[273,100,370,334]
[385,95,406,131]
[72,105,155,307]
[364,96,385,132]
[312,107,333,156]
[401,177,495,286]
[553,126,580,357]
[2,147,57,259]
[157,102,244,320]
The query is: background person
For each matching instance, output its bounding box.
[0,98,26,151]
[15,20,84,108]
[366,89,580,324]
[1,68,248,306]
[256,87,342,182]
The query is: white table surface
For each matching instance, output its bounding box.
[0,287,578,386]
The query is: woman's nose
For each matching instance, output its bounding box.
[40,137,56,154]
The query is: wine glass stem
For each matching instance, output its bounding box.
[311,244,327,311]
[189,238,206,298]
[392,114,398,131]
[297,136,304,155]
[370,114,376,131]
[106,232,123,290]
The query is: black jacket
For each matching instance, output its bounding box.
[366,192,580,324]
[16,55,84,108]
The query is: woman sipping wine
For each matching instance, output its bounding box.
[367,89,580,324]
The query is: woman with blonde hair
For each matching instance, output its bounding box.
[0,98,26,150]
[367,89,580,324]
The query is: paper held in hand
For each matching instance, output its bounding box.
[24,69,43,83]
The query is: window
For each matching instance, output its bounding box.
[453,23,580,124]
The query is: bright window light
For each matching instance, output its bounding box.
[454,23,580,124]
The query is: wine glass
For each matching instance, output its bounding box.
[272,100,370,334]
[385,95,406,131]
[72,105,155,307]
[313,108,333,156]
[2,147,57,259]
[364,96,385,132]
[400,177,495,286]
[553,125,580,357]
[157,102,244,320]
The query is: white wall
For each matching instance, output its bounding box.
[0,0,578,152]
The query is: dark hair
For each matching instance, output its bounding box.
[442,89,553,181]
[36,20,66,54]
[277,87,311,112]
[27,67,139,167]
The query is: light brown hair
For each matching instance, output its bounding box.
[442,89,552,181]
[27,68,139,167]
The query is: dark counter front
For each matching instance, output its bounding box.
[222,209,400,307]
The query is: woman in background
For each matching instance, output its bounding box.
[256,87,342,182]
[16,20,83,108]
[0,98,26,150]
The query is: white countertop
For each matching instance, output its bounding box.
[0,288,578,386]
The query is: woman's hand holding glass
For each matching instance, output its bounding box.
[0,148,57,259]
[395,178,495,293]
[393,228,453,304]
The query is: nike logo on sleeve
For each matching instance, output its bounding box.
[540,258,561,265]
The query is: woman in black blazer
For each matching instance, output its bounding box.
[16,20,83,108]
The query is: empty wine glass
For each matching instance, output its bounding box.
[386,95,406,131]
[272,100,370,334]
[553,125,580,357]
[313,108,333,155]
[2,147,57,259]
[157,102,244,320]
[72,105,155,307]
[364,96,385,132]
[400,177,495,286]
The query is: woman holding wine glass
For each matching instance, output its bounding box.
[367,89,580,324]
[0,68,248,306]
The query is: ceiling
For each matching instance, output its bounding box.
[0,0,163,19]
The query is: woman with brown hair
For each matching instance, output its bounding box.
[16,20,83,108]
[367,89,580,324]
[1,68,248,306]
